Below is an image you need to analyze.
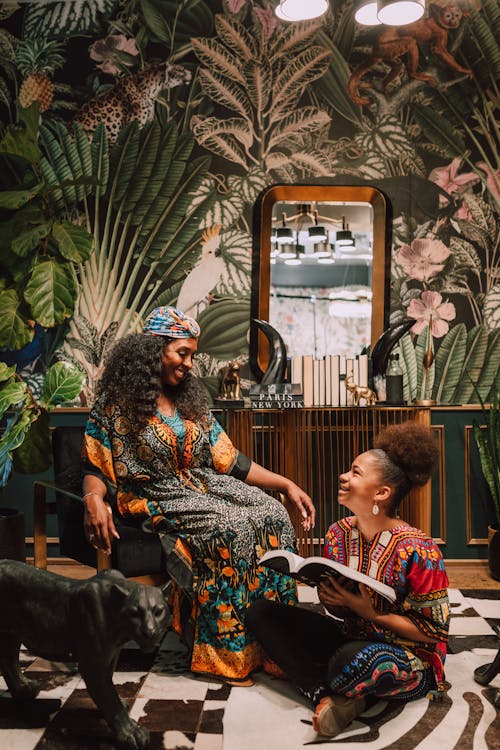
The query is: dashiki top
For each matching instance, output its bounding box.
[82,398,298,681]
[324,517,450,695]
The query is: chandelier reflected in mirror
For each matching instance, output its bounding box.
[271,204,357,266]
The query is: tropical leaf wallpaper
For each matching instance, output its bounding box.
[0,0,498,404]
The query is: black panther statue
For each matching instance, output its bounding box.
[0,560,170,749]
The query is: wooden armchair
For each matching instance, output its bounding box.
[33,425,167,585]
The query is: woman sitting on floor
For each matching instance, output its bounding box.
[81,306,315,683]
[246,422,449,737]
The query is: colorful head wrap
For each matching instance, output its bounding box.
[142,306,200,339]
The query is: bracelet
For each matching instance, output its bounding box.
[83,491,103,502]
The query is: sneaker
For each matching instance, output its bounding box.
[312,694,366,737]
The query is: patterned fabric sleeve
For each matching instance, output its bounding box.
[397,543,450,643]
[81,401,118,498]
[207,414,251,480]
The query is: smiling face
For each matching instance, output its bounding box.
[337,451,391,516]
[160,337,198,388]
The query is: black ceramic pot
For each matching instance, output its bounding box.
[0,507,26,562]
[488,523,500,582]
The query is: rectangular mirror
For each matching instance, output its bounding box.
[250,185,390,378]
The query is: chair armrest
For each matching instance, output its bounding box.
[33,479,85,504]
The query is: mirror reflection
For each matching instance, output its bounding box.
[270,200,373,358]
[251,185,388,378]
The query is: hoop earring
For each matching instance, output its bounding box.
[372,501,379,516]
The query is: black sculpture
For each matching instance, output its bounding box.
[251,319,288,385]
[0,560,170,749]
[370,318,415,377]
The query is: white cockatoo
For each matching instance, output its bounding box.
[176,224,225,317]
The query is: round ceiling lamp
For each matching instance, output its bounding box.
[335,216,355,246]
[377,0,425,25]
[354,0,381,25]
[275,0,329,22]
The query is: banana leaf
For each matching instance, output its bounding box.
[432,324,467,403]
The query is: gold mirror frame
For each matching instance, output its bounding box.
[250,185,390,378]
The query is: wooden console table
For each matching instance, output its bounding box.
[225,407,431,556]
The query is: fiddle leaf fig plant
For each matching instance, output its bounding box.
[0,103,94,351]
[0,360,84,487]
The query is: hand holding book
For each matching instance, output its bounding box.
[318,575,388,621]
[259,549,396,604]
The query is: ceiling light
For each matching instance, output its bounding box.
[275,0,329,21]
[377,0,424,25]
[278,243,297,259]
[354,0,382,24]
[335,216,355,246]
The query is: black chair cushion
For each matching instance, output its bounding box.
[52,425,164,576]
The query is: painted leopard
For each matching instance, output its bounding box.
[71,62,191,141]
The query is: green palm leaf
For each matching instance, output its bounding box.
[412,102,465,158]
[91,124,109,199]
[398,332,418,402]
[469,7,500,80]
[478,328,500,400]
[452,325,489,404]
[120,123,176,215]
[315,31,362,126]
[433,324,467,403]
[108,122,142,206]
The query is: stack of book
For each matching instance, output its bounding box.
[290,352,370,407]
[249,383,304,409]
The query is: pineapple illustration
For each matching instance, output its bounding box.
[17,39,65,112]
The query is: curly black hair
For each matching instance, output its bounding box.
[96,333,210,430]
[371,422,439,515]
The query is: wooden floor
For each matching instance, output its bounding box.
[42,559,500,590]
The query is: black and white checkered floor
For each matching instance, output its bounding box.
[1,588,499,749]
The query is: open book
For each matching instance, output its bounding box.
[259,549,396,604]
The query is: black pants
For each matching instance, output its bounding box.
[245,599,364,692]
[246,599,437,704]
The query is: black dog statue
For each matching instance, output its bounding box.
[0,560,170,749]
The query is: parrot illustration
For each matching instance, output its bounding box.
[176,224,225,317]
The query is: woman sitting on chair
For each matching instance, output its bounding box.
[81,306,315,683]
[246,422,449,736]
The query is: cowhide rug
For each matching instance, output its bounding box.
[0,588,498,750]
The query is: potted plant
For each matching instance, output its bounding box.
[0,360,84,560]
[472,388,500,580]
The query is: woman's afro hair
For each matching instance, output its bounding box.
[373,422,439,488]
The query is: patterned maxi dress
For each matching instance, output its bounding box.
[82,399,298,680]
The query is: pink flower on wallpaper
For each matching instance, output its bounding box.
[477,161,500,203]
[226,0,247,13]
[254,2,278,38]
[428,157,478,205]
[455,199,472,221]
[397,238,451,282]
[89,35,139,75]
[408,291,456,338]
